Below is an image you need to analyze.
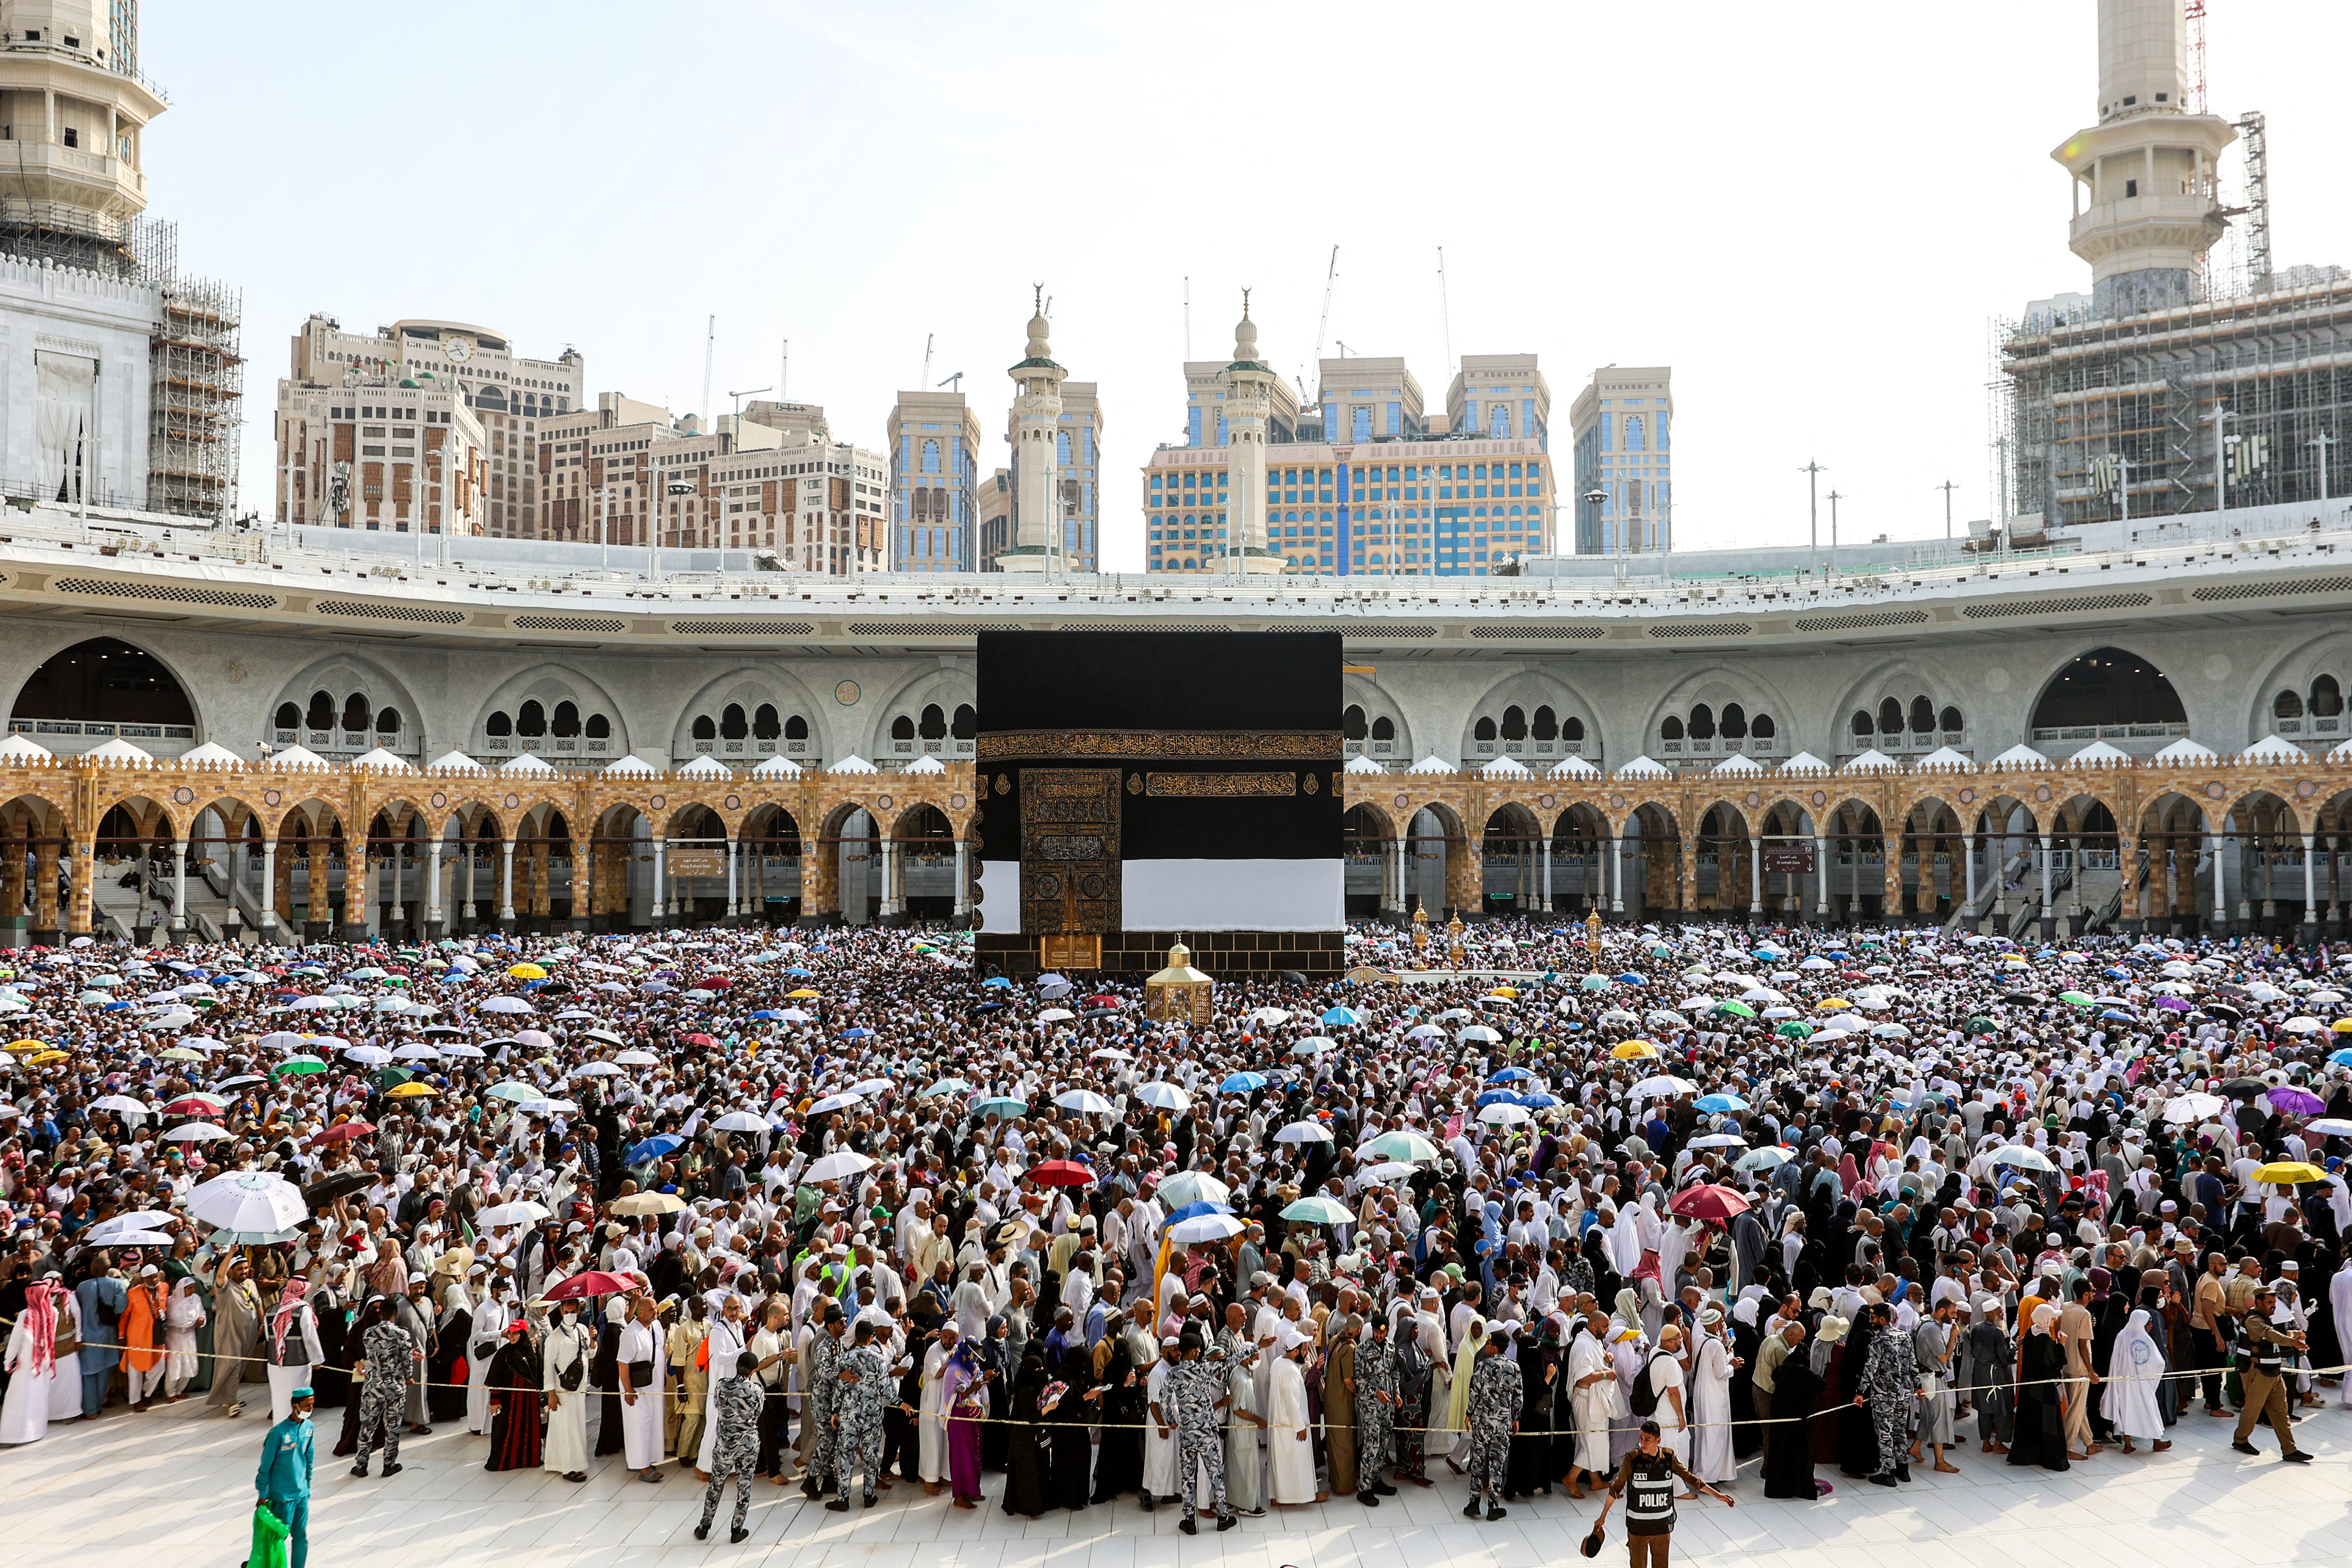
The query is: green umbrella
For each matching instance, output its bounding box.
[1281,1195,1355,1225]
[1714,1000,1757,1018]
[1578,974,1612,992]
[2058,990,2095,1007]
[369,1065,416,1090]
[272,1058,327,1076]
[1963,1016,1997,1036]
[1774,1020,1814,1038]
[1648,943,1674,959]
[487,1080,542,1102]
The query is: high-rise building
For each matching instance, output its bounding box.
[0,2,241,521]
[533,393,671,546]
[282,314,583,538]
[976,467,1012,570]
[886,389,980,572]
[1568,367,1673,554]
[650,416,888,573]
[273,379,486,535]
[2000,0,2352,530]
[1143,313,1552,576]
[1047,379,1104,571]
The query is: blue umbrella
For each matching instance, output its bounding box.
[1474,1089,1525,1109]
[784,967,815,978]
[1163,1199,1236,1224]
[1615,973,1646,986]
[1695,1093,1749,1114]
[1321,1006,1362,1026]
[1219,1071,1268,1094]
[840,1027,874,1039]
[625,1132,684,1165]
[982,976,1014,989]
[1517,1091,1562,1109]
[2101,1008,2136,1022]
[749,1009,785,1020]
[1487,1066,1534,1082]
[971,1095,1027,1118]
[2329,1048,2352,1067]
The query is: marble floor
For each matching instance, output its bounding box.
[5,1397,2348,1568]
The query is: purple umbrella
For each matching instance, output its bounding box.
[2267,1085,2326,1116]
[2155,996,2192,1012]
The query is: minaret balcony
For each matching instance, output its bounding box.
[0,140,146,221]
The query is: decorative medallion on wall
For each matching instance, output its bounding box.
[877,795,894,812]
[171,787,195,806]
[995,775,1011,795]
[835,681,860,706]
[1303,773,1320,795]
[1957,788,1975,804]
[2296,779,2317,799]
[1810,791,1828,807]
[950,793,967,809]
[724,794,742,811]
[263,789,281,807]
[2033,785,2051,802]
[650,794,666,811]
[2204,782,2224,799]
[503,793,521,809]
[1394,793,1408,809]
[1127,773,1143,794]
[1539,794,1555,809]
[1743,791,1761,808]
[430,792,448,809]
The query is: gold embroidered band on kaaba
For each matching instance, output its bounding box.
[977,728,1342,762]
[1145,772,1297,798]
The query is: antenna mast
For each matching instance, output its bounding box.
[1437,246,1454,377]
[1183,276,1191,360]
[779,339,788,401]
[699,314,714,428]
[922,332,933,390]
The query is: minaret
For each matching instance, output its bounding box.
[1005,287,1066,572]
[1221,293,1275,576]
[2052,0,2236,317]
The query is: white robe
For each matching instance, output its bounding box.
[917,1340,950,1483]
[1567,1334,1621,1475]
[541,1323,592,1474]
[618,1319,669,1469]
[1142,1359,1178,1496]
[1265,1354,1317,1504]
[0,1318,55,1445]
[1415,1310,1456,1456]
[1690,1334,1734,1483]
[2101,1310,2167,1442]
[1225,1353,1265,1510]
[467,1298,509,1434]
[2332,1261,2352,1409]
[697,1317,748,1472]
[45,1296,80,1423]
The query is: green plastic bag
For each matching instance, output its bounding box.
[249,1501,291,1568]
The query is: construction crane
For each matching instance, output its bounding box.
[1310,243,1339,385]
[2185,1,2207,114]
[921,332,933,389]
[2236,111,2271,291]
[937,372,964,392]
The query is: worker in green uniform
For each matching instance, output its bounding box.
[253,1386,316,1568]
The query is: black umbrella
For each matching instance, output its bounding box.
[2220,1077,2266,1098]
[2203,1003,2243,1022]
[303,1170,374,1207]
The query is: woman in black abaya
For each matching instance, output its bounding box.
[1001,1344,1054,1517]
[1761,1334,1822,1499]
[1835,1309,1880,1477]
[2007,1304,2071,1471]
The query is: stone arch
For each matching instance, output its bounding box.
[1341,675,1412,763]
[1827,657,1970,758]
[669,666,828,765]
[2242,625,2352,749]
[0,792,71,937]
[1635,664,1800,767]
[468,664,629,764]
[1460,670,1604,768]
[868,665,977,765]
[2025,645,2187,742]
[264,651,428,758]
[1691,798,1755,914]
[3,633,206,754]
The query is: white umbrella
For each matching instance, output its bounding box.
[1036,1007,1076,1023]
[808,1092,865,1115]
[1250,1007,1292,1026]
[1054,1089,1115,1114]
[2164,1092,2226,1123]
[1988,1145,2054,1172]
[343,1045,393,1066]
[516,1098,581,1115]
[1477,1102,1532,1125]
[391,1043,443,1061]
[1631,1075,1698,1098]
[805,1150,877,1183]
[89,1094,153,1117]
[1457,1025,1502,1044]
[571,1061,625,1078]
[1275,1120,1335,1143]
[185,1171,307,1233]
[1359,1160,1420,1184]
[439,1042,488,1059]
[710,1111,771,1132]
[1688,1132,1748,1149]
[1135,1082,1192,1112]
[1167,1212,1246,1244]
[1155,1171,1231,1209]
[85,1209,175,1237]
[476,1200,552,1228]
[162,1122,231,1142]
[615,1049,661,1066]
[480,996,535,1014]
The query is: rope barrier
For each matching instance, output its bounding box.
[29,1330,2348,1435]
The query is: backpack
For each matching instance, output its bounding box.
[1629,1350,1669,1417]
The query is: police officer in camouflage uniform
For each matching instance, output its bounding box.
[1461,1328,1522,1520]
[1856,1302,1922,1485]
[799,1307,846,1499]
[697,1350,766,1544]
[350,1298,419,1479]
[1168,1334,1235,1535]
[828,1319,891,1510]
[1353,1315,1401,1505]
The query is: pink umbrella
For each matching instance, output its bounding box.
[1668,1183,1750,1223]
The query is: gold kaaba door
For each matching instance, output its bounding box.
[1020,767,1122,935]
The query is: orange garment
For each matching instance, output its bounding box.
[122,1278,167,1372]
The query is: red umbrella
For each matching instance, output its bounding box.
[1667,1183,1750,1223]
[543,1269,641,1302]
[1027,1160,1094,1187]
[311,1121,378,1143]
[677,1032,717,1048]
[701,977,735,990]
[1085,994,1122,1008]
[160,1097,224,1116]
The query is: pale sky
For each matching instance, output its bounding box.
[149,1,2350,568]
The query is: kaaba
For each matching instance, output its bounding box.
[972,630,1344,978]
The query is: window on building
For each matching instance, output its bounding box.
[1877,698,1904,735]
[552,701,581,737]
[1688,703,1715,740]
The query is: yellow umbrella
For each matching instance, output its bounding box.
[1486,986,1521,1000]
[2331,1019,2352,1033]
[23,1050,69,1065]
[385,1081,438,1098]
[5,1039,49,1053]
[1817,998,1853,1011]
[508,962,548,980]
[1610,1039,1659,1060]
[786,989,821,999]
[2250,1161,2327,1186]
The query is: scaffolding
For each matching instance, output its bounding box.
[0,200,137,277]
[130,218,243,522]
[1996,272,2352,529]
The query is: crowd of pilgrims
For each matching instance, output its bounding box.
[0,914,2348,1528]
